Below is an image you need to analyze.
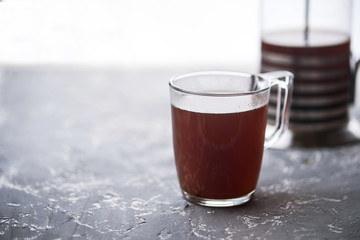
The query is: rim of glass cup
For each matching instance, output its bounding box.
[169,71,271,97]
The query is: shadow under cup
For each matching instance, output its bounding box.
[169,71,292,207]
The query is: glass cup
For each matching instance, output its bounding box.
[169,71,293,207]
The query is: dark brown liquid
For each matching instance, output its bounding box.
[171,105,268,199]
[261,30,351,132]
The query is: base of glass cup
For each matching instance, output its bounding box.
[182,190,255,207]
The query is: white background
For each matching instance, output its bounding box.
[0,0,260,71]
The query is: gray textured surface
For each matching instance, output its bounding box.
[0,67,359,239]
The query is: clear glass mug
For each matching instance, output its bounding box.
[169,71,293,207]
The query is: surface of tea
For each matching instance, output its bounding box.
[262,30,349,48]
[171,104,268,199]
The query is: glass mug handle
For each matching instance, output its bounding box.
[259,71,293,149]
[351,59,360,103]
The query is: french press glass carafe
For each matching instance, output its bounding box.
[260,0,360,147]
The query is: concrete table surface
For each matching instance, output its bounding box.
[0,66,359,239]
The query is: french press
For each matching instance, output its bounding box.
[260,0,360,147]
